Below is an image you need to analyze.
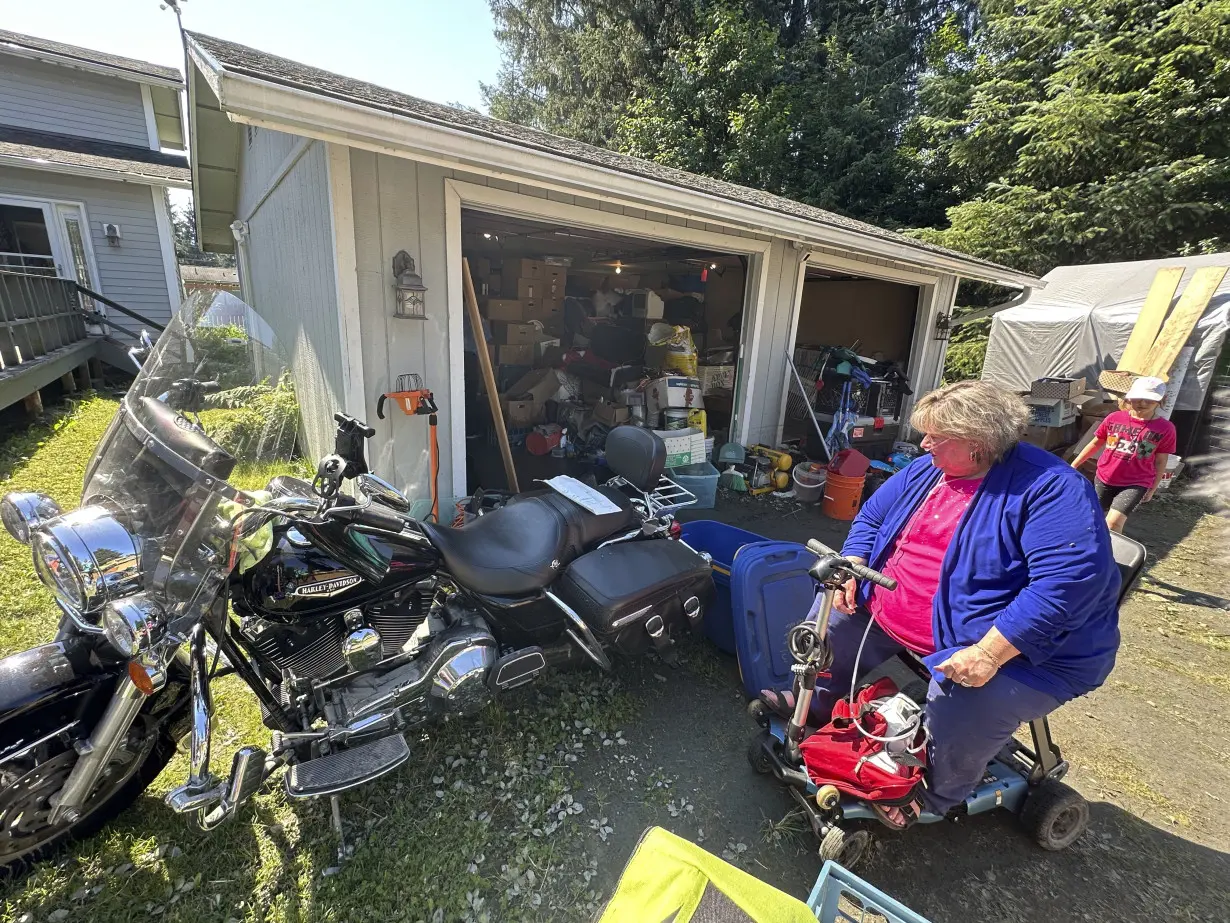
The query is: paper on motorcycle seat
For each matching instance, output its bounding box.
[542,476,622,516]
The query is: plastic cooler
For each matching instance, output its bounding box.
[667,462,720,510]
[807,861,931,923]
[678,521,767,654]
[729,541,817,698]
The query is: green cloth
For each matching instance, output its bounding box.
[218,490,274,574]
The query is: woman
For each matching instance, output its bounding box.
[765,381,1120,827]
[1070,376,1176,532]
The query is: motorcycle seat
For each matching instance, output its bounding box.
[420,488,637,597]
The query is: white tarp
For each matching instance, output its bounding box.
[982,254,1230,411]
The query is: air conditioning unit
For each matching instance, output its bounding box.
[102,223,122,242]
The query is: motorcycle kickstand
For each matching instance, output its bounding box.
[326,795,352,873]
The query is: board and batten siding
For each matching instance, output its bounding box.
[0,165,175,330]
[237,128,343,464]
[347,148,456,501]
[0,55,150,148]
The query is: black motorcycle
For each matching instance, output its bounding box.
[0,292,713,874]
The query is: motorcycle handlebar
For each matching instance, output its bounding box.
[805,539,898,591]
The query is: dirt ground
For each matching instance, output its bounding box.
[571,486,1230,921]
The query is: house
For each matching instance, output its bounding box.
[0,30,188,409]
[180,263,239,296]
[184,31,1042,502]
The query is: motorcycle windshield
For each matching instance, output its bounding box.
[82,291,302,615]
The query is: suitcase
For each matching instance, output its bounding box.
[556,540,713,656]
[729,541,817,698]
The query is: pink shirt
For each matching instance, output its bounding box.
[1095,410,1176,488]
[867,475,982,654]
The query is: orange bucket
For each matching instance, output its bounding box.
[822,472,865,521]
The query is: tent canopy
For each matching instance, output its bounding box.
[982,254,1230,412]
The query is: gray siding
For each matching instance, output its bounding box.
[0,56,150,147]
[740,239,805,447]
[238,131,342,463]
[349,149,455,500]
[0,166,174,329]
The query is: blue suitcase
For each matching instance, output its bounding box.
[729,541,817,699]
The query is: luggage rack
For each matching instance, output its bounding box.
[608,473,698,518]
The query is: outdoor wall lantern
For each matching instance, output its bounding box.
[392,250,428,320]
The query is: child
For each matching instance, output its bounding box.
[1071,376,1177,532]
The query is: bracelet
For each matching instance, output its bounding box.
[974,642,1002,668]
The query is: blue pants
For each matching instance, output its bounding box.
[804,607,1061,815]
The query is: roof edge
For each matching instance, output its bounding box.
[0,32,182,88]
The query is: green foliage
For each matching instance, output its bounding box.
[942,317,991,383]
[171,197,233,268]
[911,0,1230,272]
[200,371,301,463]
[190,323,254,390]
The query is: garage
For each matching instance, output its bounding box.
[459,208,752,493]
[784,264,922,462]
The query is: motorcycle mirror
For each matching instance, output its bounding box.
[356,473,411,513]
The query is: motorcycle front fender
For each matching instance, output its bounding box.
[0,641,118,764]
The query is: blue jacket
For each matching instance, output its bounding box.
[841,442,1120,702]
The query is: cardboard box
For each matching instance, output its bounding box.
[1030,377,1086,401]
[515,277,543,301]
[503,258,545,280]
[523,297,562,323]
[498,344,536,365]
[1023,421,1078,451]
[501,398,544,426]
[645,376,705,424]
[1025,396,1078,428]
[494,321,541,346]
[535,336,560,358]
[653,427,707,467]
[487,298,523,321]
[504,367,561,404]
[698,364,736,394]
[594,399,630,426]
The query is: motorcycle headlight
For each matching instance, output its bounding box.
[31,506,141,618]
[101,595,164,657]
[1,492,62,545]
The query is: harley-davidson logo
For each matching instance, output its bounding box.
[291,573,363,598]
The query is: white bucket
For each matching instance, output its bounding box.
[792,462,827,504]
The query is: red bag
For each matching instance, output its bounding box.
[798,677,926,805]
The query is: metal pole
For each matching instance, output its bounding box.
[784,349,832,461]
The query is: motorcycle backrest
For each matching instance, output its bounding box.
[1110,531,1146,607]
[605,426,666,491]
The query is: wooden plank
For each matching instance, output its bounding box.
[1141,266,1227,381]
[461,257,519,493]
[1116,266,1184,373]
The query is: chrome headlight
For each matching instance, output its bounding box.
[31,506,141,617]
[101,595,164,657]
[1,492,62,545]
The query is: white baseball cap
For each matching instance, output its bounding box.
[1125,376,1166,402]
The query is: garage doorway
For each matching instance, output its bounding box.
[784,265,921,460]
[458,207,752,493]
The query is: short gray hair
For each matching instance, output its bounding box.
[911,381,1029,461]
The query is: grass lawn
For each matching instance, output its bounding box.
[0,396,642,923]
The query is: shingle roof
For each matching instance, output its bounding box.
[0,125,190,183]
[0,29,181,83]
[187,31,1028,281]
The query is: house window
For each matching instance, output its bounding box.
[0,204,56,275]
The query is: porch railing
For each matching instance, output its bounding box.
[0,270,164,372]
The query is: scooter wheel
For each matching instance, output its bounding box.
[818,827,869,869]
[746,699,772,728]
[1019,779,1089,851]
[815,784,841,812]
[746,732,774,774]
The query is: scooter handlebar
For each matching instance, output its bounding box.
[805,539,898,591]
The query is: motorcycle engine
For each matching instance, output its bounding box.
[239,584,434,680]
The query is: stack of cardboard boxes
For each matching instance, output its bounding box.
[486,258,567,329]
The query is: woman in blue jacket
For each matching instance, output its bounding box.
[767,381,1120,828]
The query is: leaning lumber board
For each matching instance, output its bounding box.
[1141,266,1227,381]
[1116,266,1184,374]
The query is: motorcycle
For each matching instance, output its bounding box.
[0,292,713,874]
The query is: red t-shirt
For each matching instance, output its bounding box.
[867,475,982,655]
[1095,410,1177,488]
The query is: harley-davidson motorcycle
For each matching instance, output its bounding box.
[0,292,713,874]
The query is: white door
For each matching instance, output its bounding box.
[53,204,102,313]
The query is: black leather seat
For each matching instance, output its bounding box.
[421,497,571,596]
[421,486,638,597]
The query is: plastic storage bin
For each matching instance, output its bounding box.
[729,541,817,698]
[807,860,931,923]
[666,461,720,510]
[678,521,767,655]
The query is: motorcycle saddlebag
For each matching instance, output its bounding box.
[556,540,713,656]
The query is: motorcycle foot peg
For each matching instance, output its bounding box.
[225,746,267,807]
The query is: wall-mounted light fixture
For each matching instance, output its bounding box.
[392,250,427,320]
[934,311,952,341]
